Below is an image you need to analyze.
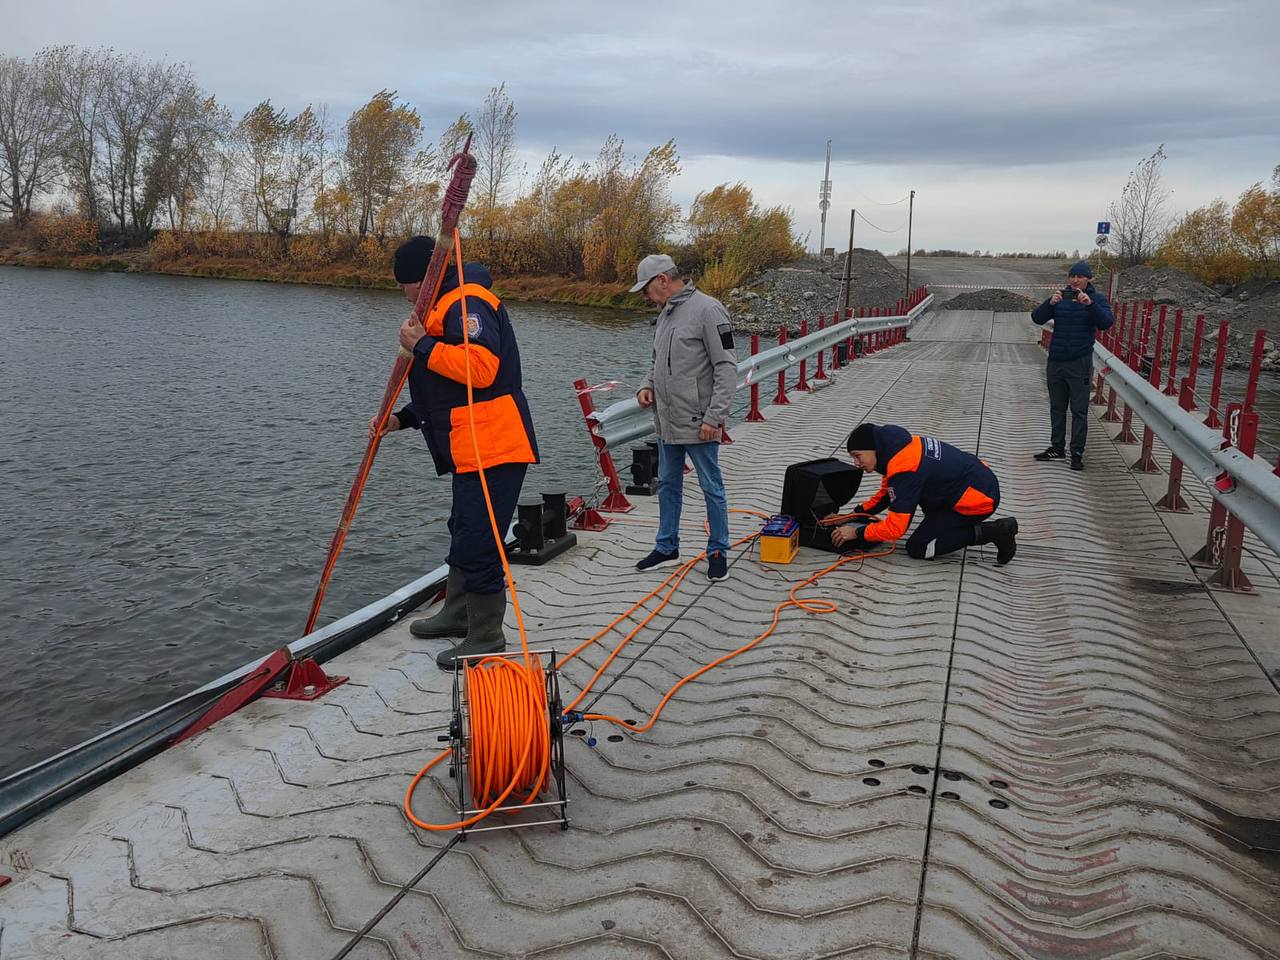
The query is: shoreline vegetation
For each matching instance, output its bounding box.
[0,243,651,309]
[0,47,806,312]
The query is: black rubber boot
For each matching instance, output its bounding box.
[975,517,1018,566]
[410,567,468,639]
[436,588,507,670]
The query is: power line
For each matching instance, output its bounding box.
[851,190,910,207]
[854,209,908,234]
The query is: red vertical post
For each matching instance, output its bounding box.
[1125,302,1139,367]
[773,326,791,405]
[1204,318,1228,429]
[574,377,633,514]
[1116,304,1142,443]
[1133,305,1167,470]
[1185,314,1205,408]
[795,317,811,391]
[745,334,765,422]
[1242,328,1266,414]
[1150,304,1168,390]
[1155,377,1194,513]
[1164,309,1183,397]
[1207,409,1258,593]
[1102,303,1125,422]
[814,315,828,380]
[1191,402,1246,582]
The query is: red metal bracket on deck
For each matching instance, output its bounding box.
[261,658,348,701]
[171,648,292,745]
[567,495,610,532]
[0,875,11,889]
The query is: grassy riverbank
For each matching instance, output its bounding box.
[0,243,650,309]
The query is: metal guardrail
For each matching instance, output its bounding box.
[1094,342,1280,557]
[590,294,934,453]
[0,560,459,837]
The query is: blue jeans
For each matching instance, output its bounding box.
[655,441,729,556]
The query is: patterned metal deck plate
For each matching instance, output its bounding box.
[2,310,1277,959]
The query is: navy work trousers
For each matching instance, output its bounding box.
[904,504,997,560]
[447,462,528,594]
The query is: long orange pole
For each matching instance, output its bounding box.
[302,138,478,636]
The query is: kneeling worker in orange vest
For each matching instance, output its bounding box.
[371,236,539,670]
[830,423,1018,564]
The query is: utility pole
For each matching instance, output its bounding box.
[841,208,856,314]
[904,189,915,304]
[818,140,832,258]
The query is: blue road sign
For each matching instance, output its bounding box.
[1097,221,1111,235]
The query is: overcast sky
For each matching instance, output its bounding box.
[9,0,1280,253]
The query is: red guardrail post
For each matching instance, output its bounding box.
[1102,304,1125,422]
[1185,314,1206,411]
[795,318,811,391]
[1116,305,1143,444]
[745,334,765,422]
[1207,406,1258,593]
[1242,328,1266,414]
[1155,377,1194,513]
[574,377,633,514]
[1204,318,1228,429]
[1164,309,1183,397]
[1134,306,1167,471]
[814,315,828,381]
[1187,404,1239,570]
[773,326,791,405]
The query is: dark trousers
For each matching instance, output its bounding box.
[905,506,996,560]
[1047,354,1093,457]
[447,462,527,594]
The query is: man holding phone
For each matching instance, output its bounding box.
[1030,260,1114,470]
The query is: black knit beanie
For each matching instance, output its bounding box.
[846,422,877,452]
[393,235,435,283]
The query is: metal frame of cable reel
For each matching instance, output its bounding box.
[445,649,571,839]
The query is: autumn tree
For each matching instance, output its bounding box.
[474,83,518,215]
[582,136,680,283]
[433,113,473,177]
[1154,199,1243,283]
[97,55,197,240]
[237,99,323,239]
[42,45,109,222]
[1107,144,1171,267]
[149,90,229,231]
[688,182,754,263]
[342,90,421,237]
[0,53,61,225]
[1230,181,1280,269]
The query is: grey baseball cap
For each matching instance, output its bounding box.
[629,253,678,293]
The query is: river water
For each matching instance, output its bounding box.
[0,267,656,777]
[1,270,1277,778]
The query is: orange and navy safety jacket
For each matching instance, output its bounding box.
[858,425,999,543]
[395,263,538,476]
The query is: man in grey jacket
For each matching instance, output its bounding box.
[631,254,737,581]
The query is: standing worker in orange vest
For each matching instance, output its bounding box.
[370,236,539,670]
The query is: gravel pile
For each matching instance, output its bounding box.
[1115,265,1279,370]
[724,249,910,335]
[941,288,1039,312]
